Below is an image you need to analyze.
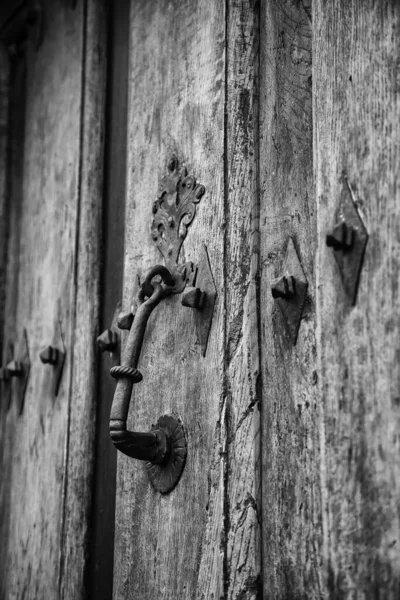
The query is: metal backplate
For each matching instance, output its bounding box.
[194,244,217,357]
[331,180,368,305]
[15,328,30,414]
[274,239,308,345]
[151,155,205,268]
[3,341,13,411]
[145,414,187,494]
[109,301,122,367]
[53,321,66,397]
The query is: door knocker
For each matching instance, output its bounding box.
[108,156,216,493]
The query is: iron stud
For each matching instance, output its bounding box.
[326,220,354,251]
[181,286,207,309]
[6,360,23,377]
[117,311,134,331]
[97,329,118,352]
[39,345,59,365]
[271,275,296,300]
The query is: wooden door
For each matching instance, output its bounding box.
[1,1,400,599]
[112,0,400,598]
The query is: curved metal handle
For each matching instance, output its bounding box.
[109,272,172,464]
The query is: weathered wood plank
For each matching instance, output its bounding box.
[0,46,9,359]
[0,1,106,598]
[225,1,261,598]
[0,2,84,598]
[313,1,400,596]
[259,0,321,597]
[112,1,225,598]
[59,0,107,597]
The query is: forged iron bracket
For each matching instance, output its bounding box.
[272,238,308,345]
[327,179,368,305]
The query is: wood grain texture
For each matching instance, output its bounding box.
[0,2,83,598]
[313,1,400,596]
[225,1,261,598]
[259,0,321,597]
[59,0,106,597]
[0,1,106,598]
[112,1,225,598]
[0,47,8,359]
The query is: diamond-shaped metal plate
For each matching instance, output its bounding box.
[274,238,308,345]
[330,180,368,305]
[53,321,66,397]
[15,328,30,415]
[2,340,13,411]
[193,244,217,357]
[108,301,122,367]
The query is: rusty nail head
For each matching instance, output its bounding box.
[39,345,59,365]
[326,220,354,251]
[7,360,23,376]
[97,329,118,352]
[271,275,296,300]
[117,311,134,331]
[182,286,207,309]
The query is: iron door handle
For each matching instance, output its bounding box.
[109,269,172,464]
[107,155,216,493]
[108,265,189,493]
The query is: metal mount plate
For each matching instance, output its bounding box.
[330,180,368,305]
[14,328,30,415]
[194,244,217,356]
[109,301,122,367]
[3,340,14,411]
[145,414,187,494]
[151,155,205,268]
[52,321,66,397]
[274,239,308,345]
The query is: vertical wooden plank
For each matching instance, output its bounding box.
[313,1,400,595]
[112,1,225,598]
[0,46,9,357]
[0,2,84,598]
[259,0,321,597]
[60,0,107,597]
[225,0,261,598]
[0,0,106,597]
